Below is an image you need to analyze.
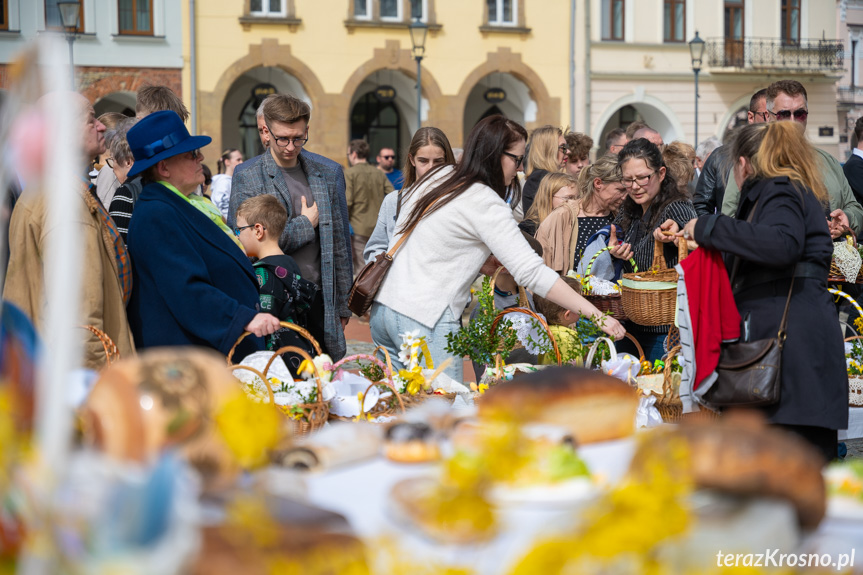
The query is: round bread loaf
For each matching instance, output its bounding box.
[478,367,639,444]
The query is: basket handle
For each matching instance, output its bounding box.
[624,332,645,360]
[79,325,120,366]
[362,380,405,414]
[585,336,617,368]
[262,345,324,407]
[662,345,682,398]
[226,321,323,365]
[230,364,275,404]
[652,237,689,271]
[490,307,561,366]
[490,265,529,309]
[844,335,863,343]
[584,246,638,277]
[330,349,396,389]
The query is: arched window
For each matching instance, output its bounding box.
[350,92,401,165]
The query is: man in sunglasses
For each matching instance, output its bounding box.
[229,94,352,361]
[693,88,768,216]
[720,80,863,238]
[376,147,403,189]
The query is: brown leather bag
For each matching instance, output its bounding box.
[347,203,431,316]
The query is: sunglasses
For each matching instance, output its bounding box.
[380,155,395,160]
[771,108,808,122]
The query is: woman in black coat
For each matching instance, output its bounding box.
[680,121,848,462]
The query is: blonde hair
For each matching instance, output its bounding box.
[730,121,826,203]
[663,141,696,194]
[576,155,623,215]
[526,125,563,175]
[524,172,578,227]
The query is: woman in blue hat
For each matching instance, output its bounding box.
[124,110,280,357]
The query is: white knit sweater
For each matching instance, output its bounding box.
[375,166,560,328]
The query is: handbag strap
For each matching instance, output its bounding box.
[385,194,441,259]
[728,197,795,344]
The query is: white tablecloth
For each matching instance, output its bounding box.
[304,437,863,574]
[840,407,863,441]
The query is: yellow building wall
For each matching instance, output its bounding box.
[183,0,575,164]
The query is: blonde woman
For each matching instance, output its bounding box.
[678,121,846,462]
[522,172,578,231]
[535,155,629,275]
[520,125,567,233]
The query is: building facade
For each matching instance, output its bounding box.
[838,0,863,159]
[0,0,184,116]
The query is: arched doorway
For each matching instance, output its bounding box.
[221,66,310,160]
[349,70,420,167]
[94,91,136,117]
[462,73,535,138]
[595,97,683,148]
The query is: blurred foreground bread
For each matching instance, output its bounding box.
[478,367,638,444]
[630,411,827,529]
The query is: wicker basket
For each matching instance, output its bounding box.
[328,347,407,421]
[844,335,863,407]
[829,233,863,284]
[584,333,645,370]
[79,325,120,367]
[580,246,638,322]
[482,307,561,385]
[638,345,683,423]
[620,238,688,326]
[228,321,328,437]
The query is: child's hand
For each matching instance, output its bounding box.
[245,313,281,337]
[301,196,319,228]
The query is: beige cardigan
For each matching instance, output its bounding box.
[534,201,580,275]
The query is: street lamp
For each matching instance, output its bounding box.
[689,30,706,147]
[57,0,81,89]
[408,17,428,132]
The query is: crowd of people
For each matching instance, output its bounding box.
[1,77,855,458]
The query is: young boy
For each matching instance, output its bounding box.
[533,276,589,365]
[235,195,321,369]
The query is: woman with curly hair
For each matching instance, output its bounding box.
[565,131,593,177]
[615,137,697,358]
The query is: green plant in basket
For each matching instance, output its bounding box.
[847,339,863,376]
[445,276,519,367]
[359,361,386,383]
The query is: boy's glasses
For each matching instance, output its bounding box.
[233,224,263,237]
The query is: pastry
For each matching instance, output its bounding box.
[384,422,440,463]
[478,367,638,444]
[630,411,827,529]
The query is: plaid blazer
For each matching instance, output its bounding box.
[230,150,351,359]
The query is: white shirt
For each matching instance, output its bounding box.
[210,174,232,219]
[375,166,559,328]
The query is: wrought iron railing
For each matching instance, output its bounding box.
[706,37,844,72]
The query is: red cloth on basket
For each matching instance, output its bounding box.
[680,248,741,389]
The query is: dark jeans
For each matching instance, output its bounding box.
[617,328,668,362]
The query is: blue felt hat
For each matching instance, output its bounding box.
[126,110,212,179]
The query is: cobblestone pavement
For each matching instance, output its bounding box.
[846,438,863,460]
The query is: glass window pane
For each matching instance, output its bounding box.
[381,0,398,18]
[790,9,798,41]
[250,0,263,12]
[269,0,281,12]
[354,0,367,17]
[674,2,683,41]
[503,0,513,23]
[488,0,497,23]
[136,0,151,31]
[45,0,61,27]
[663,2,671,40]
[601,0,610,38]
[411,0,423,20]
[613,0,622,39]
[119,0,133,30]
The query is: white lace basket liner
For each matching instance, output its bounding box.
[831,238,862,283]
[851,377,863,407]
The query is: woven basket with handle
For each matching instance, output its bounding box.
[844,335,863,407]
[620,238,688,326]
[227,321,328,437]
[580,247,638,322]
[328,346,407,420]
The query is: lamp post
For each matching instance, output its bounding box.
[57,0,81,89]
[408,17,428,132]
[689,30,706,147]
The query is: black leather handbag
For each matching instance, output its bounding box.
[701,199,794,408]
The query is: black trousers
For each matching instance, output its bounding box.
[776,423,838,464]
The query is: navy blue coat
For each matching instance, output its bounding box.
[126,183,263,357]
[695,176,848,430]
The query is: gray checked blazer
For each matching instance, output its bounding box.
[229,150,351,360]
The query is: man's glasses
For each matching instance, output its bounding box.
[503,151,525,169]
[752,111,770,122]
[232,224,263,237]
[622,171,655,188]
[771,108,808,122]
[265,123,309,148]
[380,155,395,160]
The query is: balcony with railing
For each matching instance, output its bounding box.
[838,86,863,106]
[706,37,844,74]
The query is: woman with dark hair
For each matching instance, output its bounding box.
[363,127,456,263]
[678,122,846,462]
[615,138,697,359]
[370,116,625,380]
